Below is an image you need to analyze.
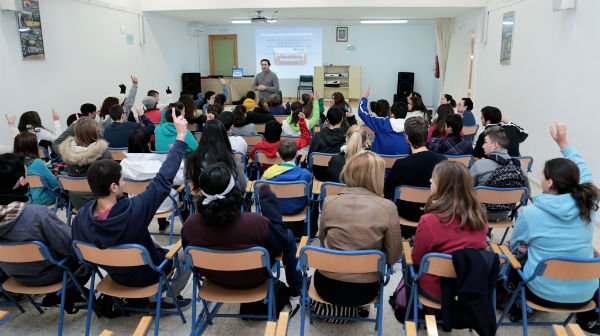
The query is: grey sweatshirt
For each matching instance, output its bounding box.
[253,70,279,100]
[470,148,530,193]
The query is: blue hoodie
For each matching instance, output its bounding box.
[262,163,311,215]
[71,141,187,286]
[358,97,411,155]
[510,145,596,303]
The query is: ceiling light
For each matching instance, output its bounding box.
[267,20,277,23]
[360,20,408,24]
[231,19,251,24]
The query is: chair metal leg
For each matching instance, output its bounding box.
[25,294,43,314]
[300,278,307,335]
[164,279,186,323]
[84,273,96,336]
[2,290,25,313]
[520,286,528,336]
[57,272,67,336]
[499,228,510,245]
[154,276,163,336]
[191,275,198,336]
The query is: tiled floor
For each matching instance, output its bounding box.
[2,181,598,335]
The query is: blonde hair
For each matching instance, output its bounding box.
[74,117,99,147]
[424,161,487,231]
[345,125,367,158]
[341,151,385,197]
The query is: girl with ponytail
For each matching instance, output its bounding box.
[509,121,600,331]
[326,125,368,183]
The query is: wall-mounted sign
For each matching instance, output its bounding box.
[18,0,45,60]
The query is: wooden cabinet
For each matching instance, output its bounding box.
[314,65,361,101]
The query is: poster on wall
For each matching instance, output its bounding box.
[500,11,515,65]
[18,0,45,60]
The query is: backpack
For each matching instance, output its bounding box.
[484,155,527,212]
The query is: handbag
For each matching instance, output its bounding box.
[389,279,408,323]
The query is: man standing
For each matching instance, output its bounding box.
[253,59,279,100]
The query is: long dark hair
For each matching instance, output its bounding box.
[543,158,599,222]
[443,94,457,108]
[410,95,431,124]
[196,163,242,227]
[18,111,44,133]
[301,93,314,118]
[127,129,151,153]
[185,120,235,191]
[432,104,455,138]
[13,132,39,160]
[290,101,303,126]
[178,94,197,123]
[233,105,248,127]
[99,97,120,118]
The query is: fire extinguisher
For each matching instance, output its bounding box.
[435,56,440,78]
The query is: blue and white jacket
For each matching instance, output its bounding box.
[358,97,410,155]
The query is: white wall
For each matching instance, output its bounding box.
[199,23,439,105]
[0,0,200,147]
[470,0,600,182]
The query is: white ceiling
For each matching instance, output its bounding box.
[153,7,483,26]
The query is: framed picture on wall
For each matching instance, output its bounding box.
[500,11,515,65]
[336,27,348,42]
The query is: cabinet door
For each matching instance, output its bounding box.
[349,66,361,99]
[314,66,325,97]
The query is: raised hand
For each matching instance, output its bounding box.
[172,107,188,141]
[549,120,569,150]
[362,85,371,98]
[52,109,59,121]
[298,112,306,120]
[131,75,139,85]
[219,77,226,85]
[119,83,126,94]
[166,86,172,95]
[312,90,320,100]
[135,105,144,116]
[346,106,354,117]
[5,114,16,126]
[206,113,215,121]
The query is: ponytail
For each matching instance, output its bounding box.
[345,125,367,158]
[571,182,599,222]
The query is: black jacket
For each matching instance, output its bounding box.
[473,122,528,158]
[440,248,499,336]
[247,107,276,124]
[309,127,346,181]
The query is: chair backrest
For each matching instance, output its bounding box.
[255,151,283,166]
[72,241,149,267]
[123,179,150,195]
[37,146,47,159]
[300,246,385,274]
[58,176,92,192]
[255,123,266,133]
[393,186,431,203]
[320,182,346,200]
[0,241,47,263]
[186,180,201,197]
[27,173,45,188]
[274,116,287,124]
[379,154,408,169]
[512,156,534,172]
[237,134,264,146]
[109,148,128,161]
[313,125,320,133]
[233,151,245,165]
[299,75,313,84]
[193,132,202,142]
[254,180,309,199]
[185,246,269,271]
[445,155,475,168]
[462,125,479,136]
[308,152,337,171]
[420,253,457,278]
[474,186,527,205]
[362,125,375,136]
[533,256,600,281]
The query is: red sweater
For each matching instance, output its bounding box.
[411,213,488,299]
[249,118,310,167]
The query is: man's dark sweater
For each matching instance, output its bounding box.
[103,115,155,148]
[71,140,187,287]
[182,185,287,289]
[472,122,528,158]
[384,151,447,238]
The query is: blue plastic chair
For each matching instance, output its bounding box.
[27,173,64,213]
[0,241,92,335]
[444,154,475,168]
[253,150,282,180]
[511,156,534,173]
[254,180,311,237]
[474,186,529,244]
[497,254,600,336]
[306,152,338,173]
[378,153,409,171]
[183,246,280,335]
[316,182,346,214]
[56,176,91,226]
[392,185,431,226]
[297,246,392,335]
[0,310,8,326]
[72,240,186,336]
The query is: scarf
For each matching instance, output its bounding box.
[0,184,30,205]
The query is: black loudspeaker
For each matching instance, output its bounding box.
[182,73,201,96]
[397,72,414,101]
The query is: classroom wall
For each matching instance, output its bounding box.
[0,0,199,147]
[199,23,440,106]
[469,0,600,182]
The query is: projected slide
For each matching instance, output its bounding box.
[255,28,322,79]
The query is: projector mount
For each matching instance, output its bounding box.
[250,10,278,23]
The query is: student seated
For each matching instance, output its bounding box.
[357,85,410,155]
[98,76,139,132]
[182,163,302,298]
[410,160,488,302]
[71,109,191,309]
[103,104,155,148]
[427,104,456,142]
[308,106,347,182]
[282,92,321,137]
[302,92,325,124]
[470,126,529,221]
[406,94,430,123]
[242,90,258,112]
[232,105,258,135]
[202,78,228,114]
[262,140,312,214]
[326,125,368,183]
[472,106,528,158]
[249,116,310,171]
[67,103,97,127]
[186,120,248,192]
[0,153,89,307]
[315,151,401,316]
[457,97,476,143]
[268,94,291,116]
[509,121,600,333]
[59,117,112,210]
[13,132,59,205]
[384,117,447,239]
[215,111,247,154]
[142,96,162,124]
[6,110,63,147]
[154,103,198,156]
[247,98,276,124]
[428,114,473,155]
[329,91,358,128]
